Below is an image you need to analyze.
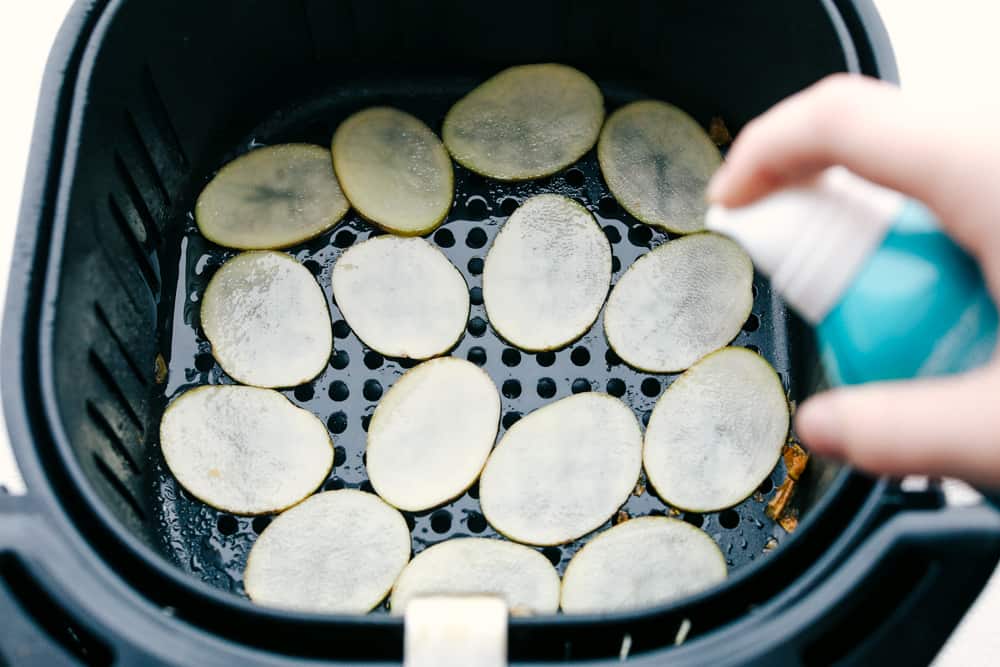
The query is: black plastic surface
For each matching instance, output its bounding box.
[3,0,998,665]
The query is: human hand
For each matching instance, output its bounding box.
[706,74,1000,488]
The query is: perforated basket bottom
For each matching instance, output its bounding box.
[154,80,795,611]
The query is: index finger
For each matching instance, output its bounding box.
[706,74,994,255]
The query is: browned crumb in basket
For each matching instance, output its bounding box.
[766,478,795,522]
[766,442,810,533]
[783,442,809,481]
[633,479,646,497]
[778,514,799,533]
[154,353,169,384]
[708,116,732,147]
[613,509,630,525]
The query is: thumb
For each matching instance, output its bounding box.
[795,367,1000,487]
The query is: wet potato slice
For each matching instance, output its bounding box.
[195,144,349,250]
[159,386,333,515]
[483,194,611,351]
[201,251,332,388]
[604,233,753,373]
[560,517,727,614]
[366,358,500,511]
[479,393,642,546]
[332,107,453,235]
[331,236,469,359]
[244,490,411,614]
[443,64,604,180]
[598,100,722,233]
[390,538,560,616]
[643,347,789,513]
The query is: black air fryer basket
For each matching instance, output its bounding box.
[3,1,999,665]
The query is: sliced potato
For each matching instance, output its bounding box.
[201,251,332,387]
[443,64,604,180]
[483,194,611,351]
[195,144,349,249]
[644,347,789,512]
[332,107,452,235]
[331,236,469,359]
[598,100,721,233]
[604,233,753,372]
[560,517,727,614]
[367,358,500,511]
[160,386,333,515]
[244,490,410,613]
[479,393,642,546]
[390,538,560,616]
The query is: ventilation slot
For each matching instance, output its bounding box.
[0,554,113,666]
[107,194,160,295]
[93,302,149,387]
[113,152,162,248]
[88,350,143,434]
[123,109,171,207]
[140,65,188,170]
[98,231,156,320]
[92,453,146,522]
[86,401,140,476]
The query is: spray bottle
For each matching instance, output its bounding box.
[706,167,998,385]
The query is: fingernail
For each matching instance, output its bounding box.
[795,395,844,456]
[705,165,730,203]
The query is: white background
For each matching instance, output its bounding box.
[0,2,997,663]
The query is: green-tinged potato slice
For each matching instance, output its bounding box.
[443,64,604,180]
[195,144,349,249]
[332,107,452,234]
[201,251,332,387]
[367,358,500,511]
[604,233,753,372]
[483,194,611,351]
[644,347,789,512]
[331,236,469,359]
[160,386,333,515]
[390,538,560,616]
[479,393,642,546]
[598,100,722,233]
[244,490,411,613]
[560,517,727,614]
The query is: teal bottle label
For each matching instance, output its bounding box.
[818,200,998,385]
[918,287,997,376]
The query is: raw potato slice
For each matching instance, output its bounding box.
[332,107,453,235]
[160,386,333,515]
[201,251,332,387]
[479,393,642,546]
[604,233,753,372]
[390,538,560,616]
[332,236,469,359]
[195,144,349,249]
[367,358,500,511]
[483,194,611,351]
[560,517,727,614]
[644,347,789,512]
[244,490,410,614]
[598,100,722,233]
[443,64,604,180]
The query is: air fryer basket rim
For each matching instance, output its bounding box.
[17,0,991,664]
[19,0,873,624]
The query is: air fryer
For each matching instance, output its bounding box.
[2,1,999,665]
